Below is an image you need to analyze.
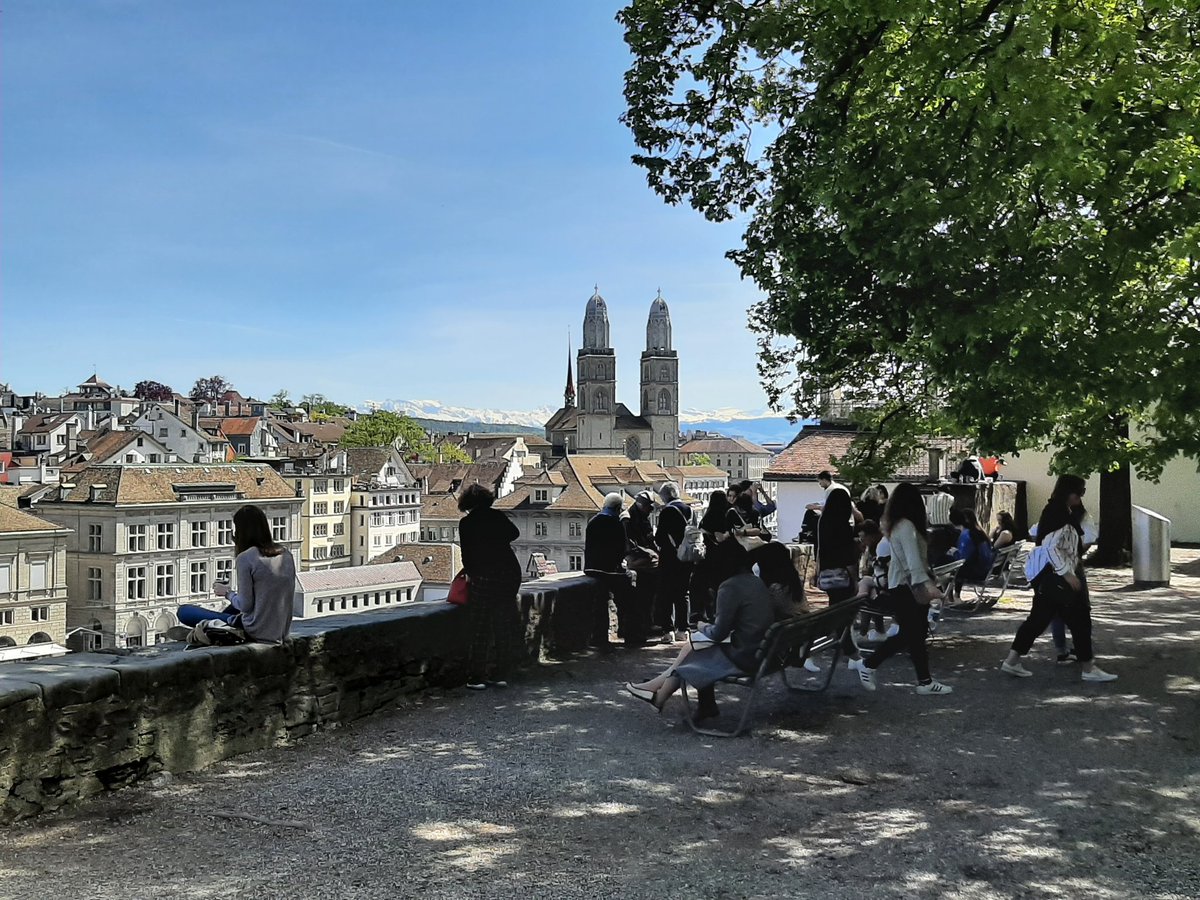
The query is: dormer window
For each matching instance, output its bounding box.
[534,489,549,503]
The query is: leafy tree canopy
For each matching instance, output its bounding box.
[689,452,714,466]
[340,411,471,463]
[133,380,174,401]
[620,0,1200,490]
[300,393,352,422]
[190,375,231,404]
[269,389,292,410]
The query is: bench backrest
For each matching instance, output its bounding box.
[754,601,863,679]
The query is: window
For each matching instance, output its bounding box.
[371,512,383,527]
[127,524,148,552]
[29,560,47,591]
[136,437,144,447]
[534,521,548,537]
[657,388,672,413]
[569,521,582,537]
[157,522,176,550]
[373,535,381,546]
[189,562,208,594]
[334,501,345,514]
[313,523,328,537]
[331,545,345,557]
[158,428,168,438]
[87,568,102,601]
[0,563,10,594]
[333,479,345,492]
[314,501,330,515]
[569,554,583,571]
[88,524,103,552]
[56,433,67,446]
[0,610,12,626]
[191,521,208,548]
[314,479,328,494]
[313,546,329,560]
[127,566,148,599]
[125,454,136,463]
[155,564,174,597]
[216,559,233,583]
[218,519,234,545]
[534,489,548,503]
[333,522,344,535]
[271,517,287,541]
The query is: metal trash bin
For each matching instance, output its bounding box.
[1131,505,1171,586]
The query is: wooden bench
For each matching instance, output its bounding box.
[944,544,1019,613]
[677,599,864,738]
[854,560,963,646]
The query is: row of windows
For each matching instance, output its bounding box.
[0,559,50,594]
[122,559,235,599]
[527,520,584,538]
[311,501,346,516]
[420,526,458,542]
[368,493,419,507]
[370,511,418,526]
[86,518,290,554]
[304,479,346,494]
[0,606,50,625]
[313,588,412,613]
[310,545,346,560]
[311,522,345,537]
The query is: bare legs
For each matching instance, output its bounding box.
[629,644,693,706]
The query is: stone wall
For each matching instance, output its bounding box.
[0,573,601,824]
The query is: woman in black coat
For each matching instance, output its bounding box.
[814,486,863,664]
[457,483,524,690]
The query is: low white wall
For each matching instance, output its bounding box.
[1002,449,1200,543]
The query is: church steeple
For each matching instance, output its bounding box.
[564,338,576,408]
[582,286,611,350]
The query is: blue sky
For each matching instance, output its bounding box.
[1,1,771,416]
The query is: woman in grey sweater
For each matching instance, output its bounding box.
[177,505,296,644]
[625,539,787,721]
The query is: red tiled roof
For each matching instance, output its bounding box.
[763,430,856,480]
[680,437,772,455]
[219,417,260,437]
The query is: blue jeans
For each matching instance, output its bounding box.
[177,604,239,627]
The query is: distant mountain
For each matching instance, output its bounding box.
[360,399,812,447]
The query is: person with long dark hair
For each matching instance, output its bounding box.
[954,508,995,585]
[625,539,787,722]
[177,504,296,644]
[815,485,865,667]
[855,482,953,695]
[1001,475,1118,682]
[458,483,524,690]
[991,511,1020,550]
[689,490,735,621]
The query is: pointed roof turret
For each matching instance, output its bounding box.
[646,289,672,352]
[582,286,611,350]
[564,337,576,408]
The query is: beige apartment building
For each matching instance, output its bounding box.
[290,452,353,571]
[34,464,302,649]
[346,448,421,566]
[0,503,71,648]
[680,435,772,484]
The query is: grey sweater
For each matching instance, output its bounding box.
[229,547,296,643]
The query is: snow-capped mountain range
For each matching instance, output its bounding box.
[362,399,810,446]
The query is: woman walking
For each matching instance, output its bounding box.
[855,482,953,695]
[457,483,524,690]
[1000,475,1118,682]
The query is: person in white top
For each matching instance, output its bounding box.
[853,482,954,695]
[1001,475,1118,682]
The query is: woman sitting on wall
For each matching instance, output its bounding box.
[176,504,296,645]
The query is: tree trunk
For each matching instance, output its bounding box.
[1094,419,1132,565]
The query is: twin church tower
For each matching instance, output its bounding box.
[545,288,680,466]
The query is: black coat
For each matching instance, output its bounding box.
[585,513,626,573]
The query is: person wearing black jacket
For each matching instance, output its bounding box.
[815,485,864,666]
[654,482,693,640]
[622,491,659,645]
[457,484,524,690]
[585,492,633,649]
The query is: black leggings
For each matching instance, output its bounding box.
[1012,571,1093,662]
[863,586,930,681]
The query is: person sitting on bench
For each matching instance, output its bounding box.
[624,539,788,722]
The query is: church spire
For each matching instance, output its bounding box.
[564,331,576,408]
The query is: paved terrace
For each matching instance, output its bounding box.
[4,553,1199,900]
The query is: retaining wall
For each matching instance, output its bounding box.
[0,574,599,824]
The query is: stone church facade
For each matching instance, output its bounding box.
[545,289,680,467]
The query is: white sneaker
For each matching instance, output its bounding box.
[916,680,953,695]
[1081,666,1118,683]
[886,623,900,638]
[857,665,877,692]
[803,658,821,673]
[1000,659,1033,678]
[674,630,689,643]
[866,629,887,643]
[846,657,866,671]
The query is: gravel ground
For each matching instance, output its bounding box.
[3,552,1199,900]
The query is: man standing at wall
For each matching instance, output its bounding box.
[584,493,632,651]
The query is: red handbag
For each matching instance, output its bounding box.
[447,570,470,605]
